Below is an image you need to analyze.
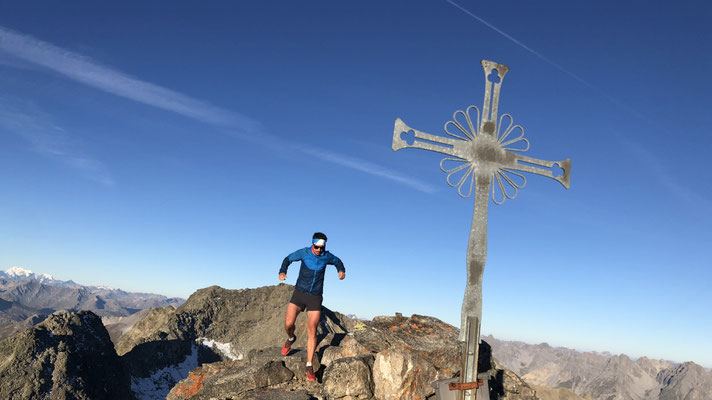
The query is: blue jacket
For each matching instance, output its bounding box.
[280,247,345,295]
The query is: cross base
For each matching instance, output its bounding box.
[431,374,489,400]
[449,380,484,391]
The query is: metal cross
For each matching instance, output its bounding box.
[392,60,571,399]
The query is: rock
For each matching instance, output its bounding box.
[167,360,294,400]
[0,310,133,399]
[356,314,460,354]
[489,365,539,400]
[117,284,351,359]
[658,362,712,400]
[322,355,374,400]
[122,287,539,400]
[101,308,152,344]
[115,305,178,355]
[372,347,439,400]
[349,314,462,400]
[531,385,589,400]
[320,335,370,367]
[236,389,313,399]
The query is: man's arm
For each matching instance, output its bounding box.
[279,256,290,280]
[279,248,305,280]
[332,256,346,280]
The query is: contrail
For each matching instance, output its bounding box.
[444,0,651,123]
[444,0,592,87]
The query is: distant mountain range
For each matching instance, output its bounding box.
[0,266,184,339]
[486,335,712,400]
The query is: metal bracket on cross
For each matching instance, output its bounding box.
[391,60,571,400]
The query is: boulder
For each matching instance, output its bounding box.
[322,355,375,400]
[167,360,294,400]
[489,366,539,400]
[247,346,319,382]
[235,389,313,399]
[373,347,440,400]
[0,310,133,399]
[320,335,370,367]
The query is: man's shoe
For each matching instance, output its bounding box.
[306,365,316,382]
[281,336,295,356]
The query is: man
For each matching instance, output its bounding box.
[278,232,345,382]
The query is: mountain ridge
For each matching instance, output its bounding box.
[0,266,184,340]
[486,335,712,400]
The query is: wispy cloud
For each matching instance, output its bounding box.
[0,25,434,192]
[0,98,114,186]
[0,25,260,133]
[299,145,438,193]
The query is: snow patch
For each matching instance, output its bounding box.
[199,337,242,361]
[130,344,199,400]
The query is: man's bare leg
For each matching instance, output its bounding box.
[306,310,321,364]
[285,302,301,339]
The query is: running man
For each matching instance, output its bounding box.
[278,232,345,381]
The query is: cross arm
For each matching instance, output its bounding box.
[508,154,571,189]
[393,118,461,158]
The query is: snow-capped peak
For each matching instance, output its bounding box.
[3,266,54,281]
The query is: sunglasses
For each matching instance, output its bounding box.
[313,245,325,250]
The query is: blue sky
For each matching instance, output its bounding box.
[1,1,710,367]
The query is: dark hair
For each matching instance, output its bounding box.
[312,232,327,241]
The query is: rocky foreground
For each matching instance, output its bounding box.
[0,283,537,399]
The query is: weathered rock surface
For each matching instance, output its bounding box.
[349,314,465,400]
[658,362,712,400]
[531,385,590,400]
[121,284,351,399]
[101,308,152,344]
[490,359,539,400]
[117,284,351,358]
[0,283,538,400]
[157,286,535,400]
[115,305,178,356]
[167,360,294,400]
[323,355,374,400]
[320,335,370,367]
[0,310,133,399]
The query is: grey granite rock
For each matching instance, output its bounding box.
[0,310,134,399]
[322,355,374,400]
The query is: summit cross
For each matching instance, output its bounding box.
[392,60,571,399]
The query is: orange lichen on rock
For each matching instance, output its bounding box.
[170,370,208,398]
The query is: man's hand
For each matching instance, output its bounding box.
[279,273,287,281]
[338,271,345,280]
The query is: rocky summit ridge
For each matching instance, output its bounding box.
[0,282,537,399]
[7,282,706,400]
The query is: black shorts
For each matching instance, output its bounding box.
[290,289,323,312]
